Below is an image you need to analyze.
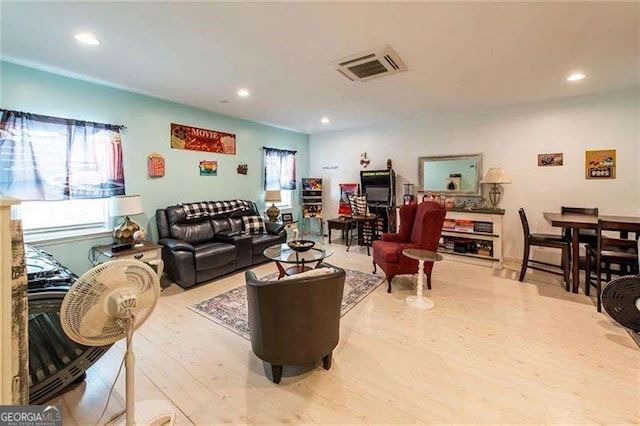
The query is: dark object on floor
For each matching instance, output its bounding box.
[372,201,446,293]
[156,200,286,288]
[518,208,571,290]
[601,275,640,332]
[245,263,346,383]
[25,246,112,404]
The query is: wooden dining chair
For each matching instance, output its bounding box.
[585,219,640,312]
[561,206,599,244]
[518,208,571,290]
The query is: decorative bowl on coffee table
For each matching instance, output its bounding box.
[287,240,315,252]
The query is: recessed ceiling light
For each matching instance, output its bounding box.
[74,32,100,46]
[567,72,586,82]
[237,89,250,97]
[321,117,330,124]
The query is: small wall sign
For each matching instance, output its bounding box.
[148,153,165,177]
[199,160,218,176]
[237,164,248,175]
[537,153,563,167]
[585,149,616,179]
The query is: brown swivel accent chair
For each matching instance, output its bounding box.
[518,208,571,290]
[245,264,346,383]
[585,220,640,312]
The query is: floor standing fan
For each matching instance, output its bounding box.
[60,259,175,426]
[602,274,640,333]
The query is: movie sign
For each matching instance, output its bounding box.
[585,149,616,179]
[171,123,236,154]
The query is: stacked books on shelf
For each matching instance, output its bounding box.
[474,221,494,234]
[453,220,475,233]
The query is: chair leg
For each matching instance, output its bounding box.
[519,239,530,282]
[387,274,392,293]
[562,247,570,292]
[596,264,602,313]
[426,272,432,290]
[585,251,591,296]
[372,260,377,274]
[322,352,332,370]
[270,364,283,384]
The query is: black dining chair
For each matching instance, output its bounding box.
[585,219,640,312]
[518,208,571,290]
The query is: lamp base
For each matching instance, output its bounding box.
[114,216,140,244]
[488,184,503,209]
[266,204,280,222]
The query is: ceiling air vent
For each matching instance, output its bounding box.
[330,45,407,82]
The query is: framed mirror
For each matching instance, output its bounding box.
[418,154,482,196]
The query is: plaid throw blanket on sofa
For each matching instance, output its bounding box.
[180,199,252,220]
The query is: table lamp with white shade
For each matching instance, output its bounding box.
[110,195,144,244]
[480,167,511,209]
[265,190,282,222]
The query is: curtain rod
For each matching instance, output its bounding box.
[262,146,297,154]
[0,108,127,131]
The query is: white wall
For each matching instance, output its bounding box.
[310,89,639,261]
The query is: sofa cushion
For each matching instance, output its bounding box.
[194,242,236,270]
[229,218,243,233]
[211,218,231,235]
[242,215,267,235]
[170,221,215,245]
[251,233,285,254]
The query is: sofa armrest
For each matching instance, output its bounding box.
[265,221,285,235]
[158,238,195,252]
[381,233,405,243]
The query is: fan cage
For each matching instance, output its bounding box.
[61,259,160,346]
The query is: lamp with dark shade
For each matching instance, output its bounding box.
[265,190,282,222]
[480,167,511,209]
[110,195,144,244]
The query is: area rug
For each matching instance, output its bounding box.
[188,268,384,340]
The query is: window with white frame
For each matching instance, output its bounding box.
[12,199,110,235]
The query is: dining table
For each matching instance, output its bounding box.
[543,212,640,293]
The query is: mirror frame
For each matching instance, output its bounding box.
[418,154,483,197]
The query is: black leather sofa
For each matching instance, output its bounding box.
[156,201,286,289]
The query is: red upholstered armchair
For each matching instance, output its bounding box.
[372,202,446,293]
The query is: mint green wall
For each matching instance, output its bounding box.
[1,61,309,274]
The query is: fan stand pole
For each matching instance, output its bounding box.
[125,317,136,426]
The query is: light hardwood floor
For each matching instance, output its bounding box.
[50,241,638,425]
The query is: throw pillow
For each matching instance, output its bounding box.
[278,267,335,281]
[349,195,368,216]
[242,215,267,235]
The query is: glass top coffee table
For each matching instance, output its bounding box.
[263,243,334,279]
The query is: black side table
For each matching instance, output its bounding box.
[346,214,378,255]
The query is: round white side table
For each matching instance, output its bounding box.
[401,248,443,310]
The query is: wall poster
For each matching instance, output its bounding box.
[199,160,218,176]
[585,149,616,179]
[339,183,359,216]
[171,123,236,154]
[537,153,563,167]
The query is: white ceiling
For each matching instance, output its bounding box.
[1,2,638,134]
